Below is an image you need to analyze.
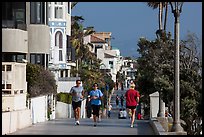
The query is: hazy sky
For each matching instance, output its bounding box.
[72,2,202,57]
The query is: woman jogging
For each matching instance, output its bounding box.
[89,83,103,127]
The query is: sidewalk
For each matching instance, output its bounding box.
[9,118,154,135]
[8,89,155,135]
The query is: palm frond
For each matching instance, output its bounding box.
[71,2,78,9]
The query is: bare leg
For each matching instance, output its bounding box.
[127,108,131,118]
[131,109,136,126]
[77,107,81,121]
[74,108,77,120]
[93,115,97,123]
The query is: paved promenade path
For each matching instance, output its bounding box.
[9,89,155,135]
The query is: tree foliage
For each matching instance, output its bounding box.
[136,32,202,135]
[26,63,57,98]
[70,7,114,96]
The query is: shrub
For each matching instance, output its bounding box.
[56,92,72,104]
[26,63,57,97]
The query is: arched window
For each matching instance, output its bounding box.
[55,31,63,48]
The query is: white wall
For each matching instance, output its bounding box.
[2,94,27,111]
[149,92,159,118]
[57,81,76,93]
[55,101,73,118]
[55,99,87,119]
[30,95,48,124]
[2,109,32,135]
[2,62,27,111]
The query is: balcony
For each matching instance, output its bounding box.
[27,24,50,54]
[2,28,28,53]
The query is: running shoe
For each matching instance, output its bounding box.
[75,121,80,125]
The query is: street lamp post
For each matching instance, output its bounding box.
[170,2,184,132]
[156,31,165,118]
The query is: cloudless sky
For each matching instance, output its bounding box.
[72,2,202,57]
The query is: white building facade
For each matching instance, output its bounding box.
[47,2,77,93]
[121,59,137,88]
[84,32,123,83]
[97,48,123,82]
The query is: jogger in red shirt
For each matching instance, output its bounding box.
[125,83,140,128]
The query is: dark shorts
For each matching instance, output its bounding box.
[126,106,136,109]
[91,105,101,117]
[72,101,82,110]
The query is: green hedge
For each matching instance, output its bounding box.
[56,92,72,104]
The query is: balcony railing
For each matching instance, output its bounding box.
[2,20,27,31]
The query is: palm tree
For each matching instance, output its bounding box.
[147,2,169,37]
[70,16,95,59]
[147,2,162,30]
[70,2,110,91]
[163,2,168,31]
[71,2,78,9]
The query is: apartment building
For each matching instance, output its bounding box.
[2,2,51,134]
[84,34,108,54]
[2,2,50,68]
[121,59,138,88]
[2,1,50,108]
[97,47,123,82]
[92,32,112,50]
[84,31,123,82]
[47,2,77,93]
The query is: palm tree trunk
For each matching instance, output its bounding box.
[159,2,163,30]
[164,2,168,31]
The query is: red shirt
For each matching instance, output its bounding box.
[125,89,140,107]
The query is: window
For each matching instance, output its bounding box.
[6,84,12,89]
[2,2,26,29]
[60,70,63,77]
[30,54,36,64]
[109,61,113,69]
[95,45,103,54]
[65,70,68,77]
[37,54,41,64]
[55,31,63,48]
[67,47,72,61]
[48,3,51,19]
[105,38,109,43]
[67,2,70,14]
[2,53,26,63]
[59,50,63,61]
[30,54,46,67]
[17,54,26,62]
[67,36,75,61]
[54,5,63,19]
[30,2,45,24]
[2,65,5,71]
[2,84,5,89]
[6,65,12,71]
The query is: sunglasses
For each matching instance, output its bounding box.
[77,83,81,84]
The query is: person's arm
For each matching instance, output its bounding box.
[136,97,139,103]
[136,91,140,103]
[70,87,74,96]
[99,90,103,100]
[80,88,85,99]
